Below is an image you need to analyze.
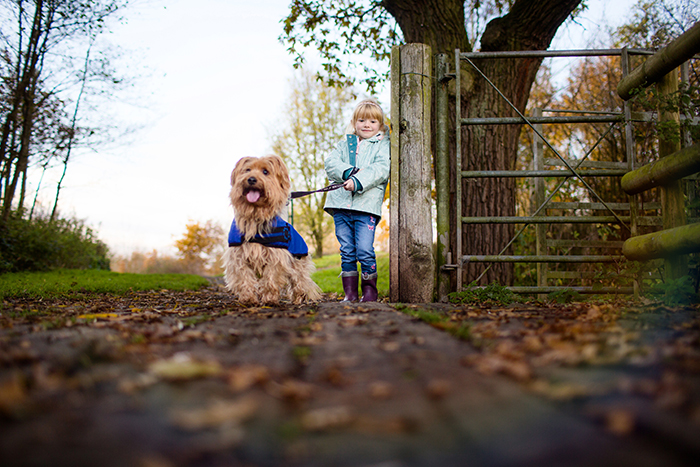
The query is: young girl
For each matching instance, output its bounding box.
[324,99,390,302]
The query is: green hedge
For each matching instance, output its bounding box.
[0,212,110,273]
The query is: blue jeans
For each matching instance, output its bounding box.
[333,210,378,277]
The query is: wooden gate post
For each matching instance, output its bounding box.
[658,68,688,280]
[390,44,435,303]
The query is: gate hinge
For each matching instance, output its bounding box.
[440,251,459,271]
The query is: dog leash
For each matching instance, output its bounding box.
[290,167,360,199]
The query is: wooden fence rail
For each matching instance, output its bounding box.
[618,21,700,279]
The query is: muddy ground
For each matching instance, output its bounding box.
[1,283,699,467]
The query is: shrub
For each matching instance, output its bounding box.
[648,275,699,306]
[0,212,110,273]
[448,281,522,306]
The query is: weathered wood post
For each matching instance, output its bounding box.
[657,68,688,280]
[390,44,435,303]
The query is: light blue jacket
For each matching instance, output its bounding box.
[324,133,390,218]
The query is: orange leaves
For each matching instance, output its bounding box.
[172,219,226,275]
[459,302,676,389]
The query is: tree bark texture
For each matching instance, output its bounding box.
[387,0,581,287]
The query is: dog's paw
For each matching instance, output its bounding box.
[260,292,281,306]
[291,286,322,304]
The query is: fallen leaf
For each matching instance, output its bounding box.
[529,379,594,400]
[138,455,175,467]
[585,305,602,320]
[380,341,400,352]
[369,381,394,399]
[426,379,451,399]
[290,336,324,346]
[0,375,26,416]
[605,409,635,435]
[118,373,158,394]
[353,415,420,434]
[323,366,347,386]
[149,353,222,381]
[228,365,269,392]
[301,406,354,431]
[465,354,532,382]
[77,313,119,320]
[338,316,367,327]
[170,396,259,431]
[267,379,314,403]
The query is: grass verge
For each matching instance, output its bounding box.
[312,252,389,297]
[0,269,209,300]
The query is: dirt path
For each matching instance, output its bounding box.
[1,285,699,466]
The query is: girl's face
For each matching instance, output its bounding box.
[354,117,381,140]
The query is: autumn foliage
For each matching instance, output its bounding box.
[112,220,225,276]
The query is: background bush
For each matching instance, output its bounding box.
[0,212,110,273]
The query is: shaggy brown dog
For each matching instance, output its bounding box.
[222,155,322,305]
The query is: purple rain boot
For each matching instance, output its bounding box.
[341,271,359,302]
[360,273,378,302]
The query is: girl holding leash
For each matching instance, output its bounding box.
[324,99,390,302]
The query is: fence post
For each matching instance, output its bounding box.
[390,43,435,303]
[657,68,688,280]
[390,46,401,303]
[435,53,450,302]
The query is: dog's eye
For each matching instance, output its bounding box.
[245,168,251,172]
[262,169,269,175]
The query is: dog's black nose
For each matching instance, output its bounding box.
[247,177,257,185]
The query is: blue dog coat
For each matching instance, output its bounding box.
[228,216,309,258]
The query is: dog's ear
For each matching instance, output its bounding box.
[267,155,290,190]
[232,157,253,184]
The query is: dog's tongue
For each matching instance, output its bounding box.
[246,190,261,203]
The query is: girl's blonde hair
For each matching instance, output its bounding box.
[348,99,389,135]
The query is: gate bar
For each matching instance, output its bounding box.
[507,286,634,294]
[462,169,628,178]
[463,216,632,224]
[461,115,623,125]
[460,49,655,59]
[464,255,622,263]
[460,55,631,232]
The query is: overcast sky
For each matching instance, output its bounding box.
[41,0,638,257]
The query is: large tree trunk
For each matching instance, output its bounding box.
[385,0,580,286]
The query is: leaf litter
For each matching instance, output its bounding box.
[1,285,700,465]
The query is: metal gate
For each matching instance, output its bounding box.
[433,47,698,297]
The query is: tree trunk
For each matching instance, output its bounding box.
[1,0,47,219]
[386,0,580,286]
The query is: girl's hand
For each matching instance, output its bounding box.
[343,178,355,192]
